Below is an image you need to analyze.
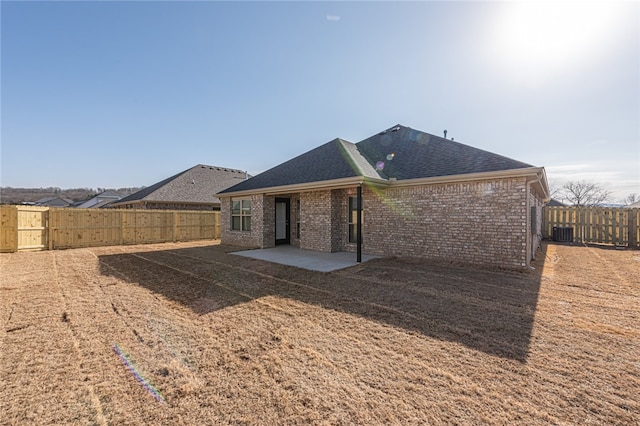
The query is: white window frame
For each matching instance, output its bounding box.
[231,198,251,231]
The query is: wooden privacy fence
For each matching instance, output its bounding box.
[0,205,221,253]
[543,206,640,247]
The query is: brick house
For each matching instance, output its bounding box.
[217,125,549,269]
[111,164,249,211]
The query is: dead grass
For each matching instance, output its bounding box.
[1,241,638,424]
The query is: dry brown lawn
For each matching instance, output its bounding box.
[1,241,638,425]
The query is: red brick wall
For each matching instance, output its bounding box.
[221,177,534,269]
[299,190,333,252]
[220,194,272,248]
[352,178,529,269]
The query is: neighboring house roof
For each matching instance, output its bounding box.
[626,200,640,208]
[34,197,74,207]
[112,164,248,207]
[77,190,127,208]
[92,198,121,208]
[546,198,566,207]
[219,124,537,195]
[97,190,124,198]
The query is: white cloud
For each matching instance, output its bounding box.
[326,15,341,22]
[545,164,591,173]
[545,161,639,200]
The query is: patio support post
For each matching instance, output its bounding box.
[357,185,362,263]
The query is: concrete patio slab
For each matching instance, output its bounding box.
[230,245,380,272]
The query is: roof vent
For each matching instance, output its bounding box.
[444,130,448,138]
[379,130,387,135]
[392,126,400,132]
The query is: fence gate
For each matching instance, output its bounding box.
[16,206,49,251]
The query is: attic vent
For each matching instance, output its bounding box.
[392,126,400,132]
[379,130,387,135]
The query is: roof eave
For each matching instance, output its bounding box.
[110,200,220,207]
[217,176,390,197]
[217,167,549,198]
[530,167,551,202]
[387,167,548,188]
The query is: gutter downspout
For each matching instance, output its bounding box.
[357,184,362,263]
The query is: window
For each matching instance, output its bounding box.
[296,199,301,239]
[348,196,362,243]
[231,199,251,231]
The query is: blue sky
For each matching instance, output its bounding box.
[2,1,638,201]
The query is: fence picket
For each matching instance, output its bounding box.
[0,206,221,252]
[543,206,639,247]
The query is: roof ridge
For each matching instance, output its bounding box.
[192,164,246,173]
[336,139,382,179]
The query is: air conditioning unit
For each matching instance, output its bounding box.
[552,226,573,242]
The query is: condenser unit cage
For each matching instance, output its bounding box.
[552,226,574,242]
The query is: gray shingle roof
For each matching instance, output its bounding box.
[116,164,248,205]
[35,197,74,206]
[356,125,532,180]
[219,125,534,195]
[218,139,380,194]
[98,190,125,198]
[546,198,566,207]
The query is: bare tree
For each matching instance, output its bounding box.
[548,181,562,199]
[557,180,612,206]
[622,193,639,205]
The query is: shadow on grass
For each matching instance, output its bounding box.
[98,243,546,362]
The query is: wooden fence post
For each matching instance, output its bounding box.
[173,211,178,242]
[630,211,638,248]
[119,210,124,245]
[215,211,220,239]
[48,209,53,250]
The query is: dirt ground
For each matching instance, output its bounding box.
[1,241,638,425]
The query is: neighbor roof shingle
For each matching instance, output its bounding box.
[117,164,248,205]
